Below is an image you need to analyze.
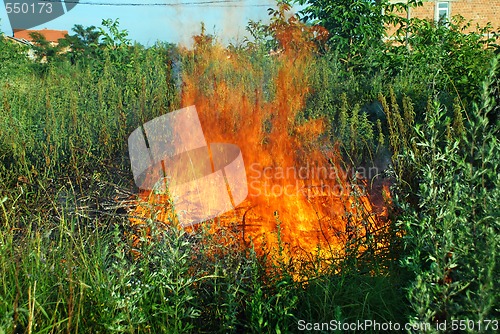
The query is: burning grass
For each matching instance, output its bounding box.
[1,9,497,331]
[129,25,393,274]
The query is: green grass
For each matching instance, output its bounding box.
[0,28,498,333]
[0,46,406,332]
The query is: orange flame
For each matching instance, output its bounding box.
[129,11,389,270]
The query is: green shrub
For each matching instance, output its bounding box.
[388,15,496,102]
[399,55,499,332]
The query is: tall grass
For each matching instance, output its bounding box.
[1,24,498,333]
[0,44,177,186]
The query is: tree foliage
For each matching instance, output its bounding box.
[58,24,102,64]
[294,0,409,62]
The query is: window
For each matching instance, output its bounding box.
[436,2,450,22]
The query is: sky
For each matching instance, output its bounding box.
[0,0,303,47]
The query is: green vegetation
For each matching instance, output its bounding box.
[1,1,499,332]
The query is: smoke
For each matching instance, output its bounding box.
[219,0,246,43]
[164,0,199,47]
[162,0,291,47]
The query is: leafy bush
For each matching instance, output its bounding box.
[387,15,496,102]
[295,0,405,69]
[398,56,499,332]
[0,34,31,79]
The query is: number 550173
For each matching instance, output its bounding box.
[5,2,53,14]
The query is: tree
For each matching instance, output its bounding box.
[29,31,64,63]
[294,0,410,67]
[244,1,329,55]
[99,18,131,49]
[59,24,102,63]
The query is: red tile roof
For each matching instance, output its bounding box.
[13,28,68,43]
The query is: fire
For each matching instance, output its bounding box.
[129,9,390,271]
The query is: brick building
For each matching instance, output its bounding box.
[387,0,500,36]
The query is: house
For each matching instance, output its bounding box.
[387,0,500,37]
[9,28,69,62]
[13,28,68,46]
[3,34,32,47]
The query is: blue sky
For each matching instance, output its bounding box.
[1,0,303,46]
